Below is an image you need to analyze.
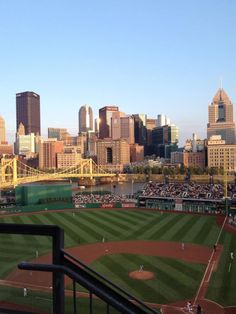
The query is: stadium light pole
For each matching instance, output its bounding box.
[224,150,228,216]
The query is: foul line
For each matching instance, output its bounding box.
[205,262,215,283]
[215,216,227,246]
[193,215,227,305]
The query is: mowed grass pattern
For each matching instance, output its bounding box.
[90,254,204,303]
[0,285,119,314]
[206,229,236,305]
[0,210,235,307]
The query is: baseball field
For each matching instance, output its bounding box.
[0,209,235,313]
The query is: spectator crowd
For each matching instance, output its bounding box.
[73,193,129,206]
[228,214,236,228]
[141,182,236,200]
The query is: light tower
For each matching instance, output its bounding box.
[224,150,228,215]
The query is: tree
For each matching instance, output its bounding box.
[152,166,162,174]
[209,167,218,176]
[144,166,152,175]
[219,167,224,175]
[163,167,171,176]
[179,164,186,175]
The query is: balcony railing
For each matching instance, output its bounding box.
[0,223,160,314]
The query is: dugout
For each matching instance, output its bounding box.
[138,196,175,210]
[15,184,72,205]
[228,199,236,215]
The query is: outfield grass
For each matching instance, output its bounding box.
[89,254,204,304]
[206,229,236,305]
[0,209,235,310]
[0,285,121,314]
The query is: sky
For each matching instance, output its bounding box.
[0,0,236,145]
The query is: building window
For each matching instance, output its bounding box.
[106,147,113,163]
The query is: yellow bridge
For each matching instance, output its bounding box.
[0,157,115,189]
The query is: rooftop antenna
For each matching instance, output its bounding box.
[220,76,223,90]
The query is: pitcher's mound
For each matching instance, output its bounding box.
[129,270,155,280]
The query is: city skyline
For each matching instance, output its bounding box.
[1,0,236,144]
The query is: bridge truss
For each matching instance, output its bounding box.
[0,157,115,189]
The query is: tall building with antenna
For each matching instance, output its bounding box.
[207,88,236,144]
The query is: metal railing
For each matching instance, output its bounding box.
[0,223,160,314]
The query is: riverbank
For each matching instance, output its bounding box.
[99,173,234,184]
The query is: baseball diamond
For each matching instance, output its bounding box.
[0,208,235,314]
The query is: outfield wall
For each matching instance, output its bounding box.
[75,202,136,209]
[0,202,74,215]
[16,184,72,205]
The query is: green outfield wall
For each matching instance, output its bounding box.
[15,184,72,205]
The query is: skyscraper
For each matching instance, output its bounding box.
[78,105,93,133]
[152,124,179,158]
[97,138,130,172]
[146,118,157,146]
[99,106,119,139]
[0,116,13,154]
[48,127,69,140]
[0,116,6,143]
[15,133,35,156]
[111,113,134,144]
[207,88,236,144]
[157,114,170,127]
[132,114,147,145]
[120,116,135,144]
[17,122,25,136]
[16,91,41,135]
[39,138,64,169]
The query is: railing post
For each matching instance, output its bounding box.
[53,227,65,314]
[73,280,77,314]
